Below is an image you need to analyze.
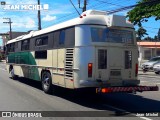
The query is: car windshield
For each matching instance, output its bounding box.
[149,57,160,62]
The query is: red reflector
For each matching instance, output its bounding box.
[88,63,92,77]
[80,16,83,18]
[83,14,86,16]
[135,63,138,77]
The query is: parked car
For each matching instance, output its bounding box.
[141,56,160,72]
[153,62,160,74]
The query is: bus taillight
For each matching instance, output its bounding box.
[135,63,138,77]
[88,63,92,77]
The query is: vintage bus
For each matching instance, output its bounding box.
[6,10,141,94]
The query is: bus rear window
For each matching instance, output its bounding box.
[91,27,134,44]
[91,27,106,42]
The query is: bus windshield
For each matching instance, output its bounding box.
[91,27,134,44]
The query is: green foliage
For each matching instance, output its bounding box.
[136,27,148,40]
[158,28,160,40]
[127,0,160,27]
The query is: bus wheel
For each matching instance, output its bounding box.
[41,71,52,94]
[155,72,160,74]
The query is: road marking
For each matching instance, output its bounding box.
[140,117,152,120]
[139,75,160,79]
[102,104,152,120]
[140,81,148,83]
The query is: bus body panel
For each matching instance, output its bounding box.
[6,10,140,90]
[74,25,139,88]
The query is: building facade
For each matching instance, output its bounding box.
[1,31,27,46]
[137,42,160,66]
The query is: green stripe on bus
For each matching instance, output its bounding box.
[8,52,40,81]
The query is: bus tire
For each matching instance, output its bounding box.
[155,72,160,74]
[41,71,53,94]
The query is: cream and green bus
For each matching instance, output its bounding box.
[6,10,140,94]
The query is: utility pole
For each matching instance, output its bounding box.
[83,0,87,12]
[38,0,41,30]
[3,18,12,40]
[78,0,87,12]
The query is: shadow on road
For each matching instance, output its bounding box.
[15,77,160,116]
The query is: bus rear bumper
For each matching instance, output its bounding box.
[79,79,140,87]
[96,85,159,93]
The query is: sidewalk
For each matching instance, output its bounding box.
[0,60,6,63]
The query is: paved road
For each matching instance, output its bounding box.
[0,62,160,120]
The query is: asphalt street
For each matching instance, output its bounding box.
[0,62,160,120]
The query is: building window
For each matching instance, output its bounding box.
[35,36,48,46]
[156,49,160,56]
[21,39,30,51]
[144,50,151,60]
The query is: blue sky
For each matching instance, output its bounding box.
[0,0,160,46]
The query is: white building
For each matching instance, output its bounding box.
[137,42,160,66]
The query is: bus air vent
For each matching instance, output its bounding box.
[65,48,74,78]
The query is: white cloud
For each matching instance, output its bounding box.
[10,17,36,29]
[25,18,36,28]
[0,12,5,15]
[42,15,56,21]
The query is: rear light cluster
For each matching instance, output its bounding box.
[80,14,87,18]
[88,63,92,77]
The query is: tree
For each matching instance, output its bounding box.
[158,28,160,40]
[143,36,153,41]
[154,35,158,41]
[127,0,160,27]
[136,27,148,40]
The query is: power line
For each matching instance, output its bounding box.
[96,0,124,7]
[69,0,81,16]
[143,26,159,30]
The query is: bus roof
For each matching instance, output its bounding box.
[7,10,134,44]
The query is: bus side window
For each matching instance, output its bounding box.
[5,45,8,55]
[35,36,48,46]
[53,31,60,48]
[21,39,30,51]
[9,43,15,52]
[15,42,19,52]
[59,30,65,46]
[65,27,75,47]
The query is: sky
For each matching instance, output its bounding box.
[0,0,160,46]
